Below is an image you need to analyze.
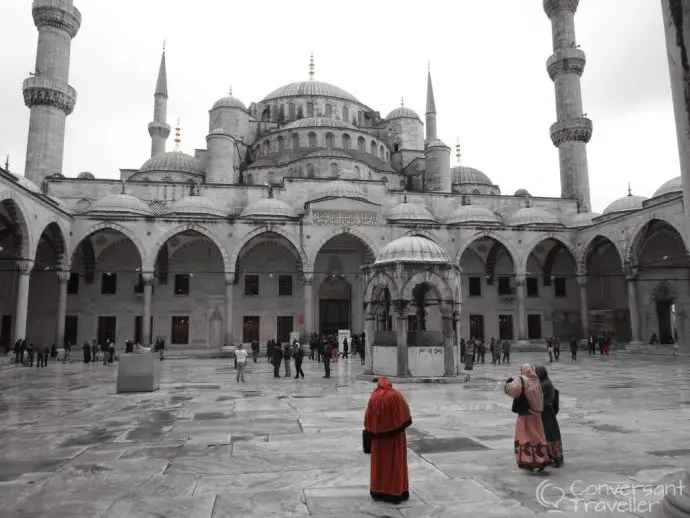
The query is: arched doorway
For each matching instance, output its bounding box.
[319,276,351,335]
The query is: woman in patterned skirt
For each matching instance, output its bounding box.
[535,365,564,467]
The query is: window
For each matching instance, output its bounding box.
[277,105,285,122]
[244,274,259,296]
[291,133,300,149]
[527,314,542,339]
[354,166,361,178]
[175,274,190,295]
[330,163,338,178]
[498,314,514,340]
[468,277,482,296]
[324,103,332,116]
[342,134,351,150]
[307,103,314,117]
[67,273,79,294]
[469,315,485,341]
[370,141,377,156]
[325,132,334,148]
[554,277,567,297]
[408,315,419,331]
[263,140,271,154]
[358,136,366,152]
[278,275,293,296]
[277,136,285,150]
[306,163,315,178]
[308,132,317,147]
[243,316,260,342]
[526,277,539,297]
[246,173,253,185]
[64,315,78,346]
[342,106,349,122]
[498,276,512,295]
[380,145,384,158]
[288,103,295,120]
[171,316,190,345]
[97,316,116,346]
[101,273,117,295]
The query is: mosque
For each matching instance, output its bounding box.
[1,0,689,376]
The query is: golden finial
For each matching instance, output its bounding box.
[428,59,431,72]
[456,137,461,164]
[627,182,632,196]
[309,52,314,81]
[174,118,181,152]
[400,97,404,106]
[162,39,166,52]
[229,85,232,96]
[4,155,9,172]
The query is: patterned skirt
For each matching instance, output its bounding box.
[541,405,563,465]
[514,414,552,470]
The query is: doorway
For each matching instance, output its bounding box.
[97,316,116,346]
[656,299,674,344]
[319,276,351,335]
[1,315,12,350]
[65,316,78,346]
[277,316,294,343]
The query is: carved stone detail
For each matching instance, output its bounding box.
[148,121,171,140]
[514,274,526,287]
[17,260,33,274]
[624,264,638,281]
[392,300,409,318]
[576,275,588,287]
[32,2,82,38]
[546,48,586,80]
[543,0,579,18]
[312,210,378,226]
[23,77,77,115]
[225,273,236,285]
[56,271,71,283]
[141,272,155,285]
[550,117,593,147]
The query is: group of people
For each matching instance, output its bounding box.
[81,339,116,365]
[461,338,511,368]
[12,339,54,367]
[586,335,612,357]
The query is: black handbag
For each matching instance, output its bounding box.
[511,377,531,415]
[553,388,560,416]
[362,429,371,454]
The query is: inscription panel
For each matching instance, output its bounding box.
[312,210,378,226]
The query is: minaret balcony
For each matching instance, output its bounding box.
[148,121,172,139]
[550,117,592,147]
[22,76,76,114]
[543,0,580,18]
[32,0,82,38]
[546,48,586,80]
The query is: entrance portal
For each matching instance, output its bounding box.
[656,299,674,344]
[319,276,351,334]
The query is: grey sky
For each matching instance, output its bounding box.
[0,0,678,213]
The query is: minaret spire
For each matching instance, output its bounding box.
[627,182,632,196]
[174,119,181,152]
[155,45,168,97]
[455,137,461,164]
[148,44,171,157]
[425,62,437,141]
[309,52,315,81]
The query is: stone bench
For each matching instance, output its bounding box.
[116,353,160,393]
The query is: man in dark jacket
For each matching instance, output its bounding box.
[272,341,283,377]
[323,339,332,378]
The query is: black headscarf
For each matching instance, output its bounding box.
[535,365,556,406]
[535,365,548,381]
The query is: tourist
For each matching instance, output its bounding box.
[363,376,412,503]
[603,337,611,358]
[502,340,511,363]
[283,341,292,377]
[342,337,349,359]
[357,334,365,365]
[553,338,560,361]
[323,339,332,379]
[293,342,305,379]
[569,337,577,361]
[272,340,283,377]
[27,343,35,366]
[546,338,554,363]
[464,340,474,370]
[36,342,45,368]
[251,340,259,363]
[504,364,551,472]
[460,338,466,363]
[91,339,98,362]
[82,341,91,363]
[267,339,274,362]
[234,343,247,383]
[598,335,605,355]
[587,335,594,354]
[331,336,339,363]
[477,341,486,363]
[535,365,563,468]
[317,335,324,363]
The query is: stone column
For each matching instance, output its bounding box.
[303,276,313,338]
[395,301,409,377]
[626,269,643,344]
[515,274,528,342]
[55,271,70,346]
[142,273,154,346]
[13,260,32,343]
[225,274,235,346]
[578,275,589,339]
[364,305,375,375]
[442,311,455,376]
[454,310,462,375]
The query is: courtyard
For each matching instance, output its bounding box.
[0,352,689,518]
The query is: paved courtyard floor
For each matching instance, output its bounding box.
[0,352,689,517]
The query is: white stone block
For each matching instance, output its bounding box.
[372,346,396,376]
[116,354,161,393]
[408,346,445,377]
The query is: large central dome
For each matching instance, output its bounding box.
[262,81,360,103]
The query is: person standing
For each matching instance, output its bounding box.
[36,342,44,369]
[464,340,474,371]
[364,377,412,503]
[546,338,554,363]
[251,340,259,363]
[477,341,486,363]
[598,335,605,356]
[535,366,563,468]
[293,342,305,379]
[553,338,560,361]
[358,335,365,365]
[342,337,349,359]
[272,341,283,377]
[91,339,98,363]
[603,336,611,358]
[569,338,577,361]
[267,339,274,363]
[317,336,324,363]
[82,341,91,363]
[502,340,511,363]
[283,342,292,378]
[323,339,332,379]
[234,343,248,383]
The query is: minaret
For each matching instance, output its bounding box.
[544,0,593,213]
[22,0,81,184]
[425,62,437,142]
[148,45,171,157]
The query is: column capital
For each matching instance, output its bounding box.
[624,267,638,281]
[393,300,409,318]
[514,274,526,286]
[576,275,588,287]
[16,260,32,274]
[56,271,71,283]
[543,0,579,18]
[225,273,236,286]
[142,272,155,285]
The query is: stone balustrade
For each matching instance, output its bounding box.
[549,117,593,147]
[23,76,77,114]
[546,48,586,80]
[32,0,82,38]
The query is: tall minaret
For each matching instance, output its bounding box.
[544,0,593,213]
[148,46,170,157]
[22,0,81,184]
[425,62,437,142]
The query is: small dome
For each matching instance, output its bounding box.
[211,95,246,111]
[451,166,493,186]
[283,117,356,131]
[308,178,368,203]
[566,212,600,228]
[387,201,436,223]
[166,195,226,217]
[262,81,359,103]
[240,198,297,220]
[12,175,41,193]
[386,106,420,120]
[653,176,682,198]
[602,193,648,215]
[140,151,197,175]
[514,189,530,196]
[447,204,501,226]
[77,171,95,180]
[375,235,451,265]
[87,194,153,216]
[508,207,561,227]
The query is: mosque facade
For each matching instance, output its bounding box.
[1,0,689,373]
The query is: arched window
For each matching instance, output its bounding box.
[325,103,332,117]
[380,145,384,158]
[342,133,351,150]
[308,132,317,147]
[291,133,300,149]
[342,106,349,122]
[246,173,254,185]
[354,165,360,178]
[472,189,480,194]
[382,176,388,184]
[263,140,271,154]
[330,162,339,178]
[325,132,335,149]
[277,105,285,123]
[288,103,296,120]
[254,145,261,157]
[307,103,314,117]
[370,141,377,156]
[261,108,270,122]
[277,136,285,150]
[358,136,366,152]
[386,151,389,161]
[306,163,315,178]
[357,111,362,125]
[186,178,195,195]
[297,105,304,119]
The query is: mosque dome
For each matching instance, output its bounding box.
[140,151,197,175]
[211,95,246,111]
[386,106,420,120]
[387,201,436,223]
[240,198,298,220]
[508,207,561,227]
[375,235,451,265]
[514,189,530,196]
[262,81,359,103]
[283,117,356,131]
[653,176,682,198]
[451,166,493,186]
[166,195,226,217]
[566,212,600,228]
[308,178,368,203]
[77,171,95,180]
[602,193,647,215]
[12,175,41,194]
[446,204,502,226]
[87,194,153,216]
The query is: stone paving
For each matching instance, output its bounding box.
[0,351,689,517]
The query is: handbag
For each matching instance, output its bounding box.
[362,429,371,454]
[511,376,531,415]
[553,388,560,416]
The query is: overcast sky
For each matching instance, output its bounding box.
[0,0,679,213]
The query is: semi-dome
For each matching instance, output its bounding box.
[386,106,420,120]
[283,117,356,131]
[12,175,41,194]
[308,178,368,203]
[566,212,600,228]
[262,81,360,103]
[375,235,451,265]
[77,171,95,180]
[653,176,682,198]
[514,189,530,196]
[387,201,436,223]
[447,205,502,226]
[87,194,153,216]
[140,151,197,175]
[211,95,246,111]
[602,193,647,215]
[508,207,561,227]
[451,166,493,186]
[240,198,298,220]
[166,195,226,217]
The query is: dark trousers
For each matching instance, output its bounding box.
[323,357,331,378]
[478,351,485,363]
[571,350,577,360]
[294,358,304,378]
[502,352,509,363]
[309,348,315,360]
[36,352,43,368]
[14,351,20,364]
[317,350,322,363]
[273,359,281,377]
[28,352,34,366]
[554,348,560,360]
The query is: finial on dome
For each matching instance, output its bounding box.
[4,155,9,172]
[174,119,181,151]
[162,39,166,52]
[455,137,461,164]
[627,182,632,196]
[229,85,232,96]
[309,52,314,81]
[428,59,431,72]
[400,97,404,106]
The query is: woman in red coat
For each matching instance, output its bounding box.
[364,377,412,503]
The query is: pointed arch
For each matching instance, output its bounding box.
[150,223,230,273]
[69,222,147,270]
[625,215,689,265]
[34,219,69,270]
[0,191,33,257]
[307,228,379,272]
[403,229,441,244]
[522,233,577,284]
[577,234,625,275]
[455,231,520,270]
[229,225,307,275]
[364,271,400,302]
[400,270,454,303]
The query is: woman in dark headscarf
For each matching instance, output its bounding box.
[535,365,564,468]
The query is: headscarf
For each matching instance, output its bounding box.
[535,365,555,406]
[519,364,544,413]
[364,377,411,434]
